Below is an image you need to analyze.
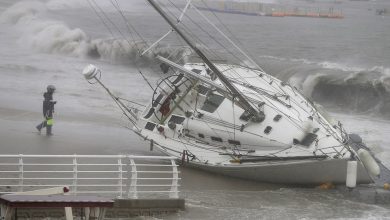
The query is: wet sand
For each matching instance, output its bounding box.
[0,106,145,155]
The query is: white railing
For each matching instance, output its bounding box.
[0,154,180,199]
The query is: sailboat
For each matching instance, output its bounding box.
[82,0,381,185]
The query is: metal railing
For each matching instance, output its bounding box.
[0,154,180,199]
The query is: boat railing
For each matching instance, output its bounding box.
[314,146,348,158]
[0,154,180,199]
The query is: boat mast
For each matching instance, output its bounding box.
[146,0,264,122]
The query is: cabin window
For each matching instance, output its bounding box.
[201,93,225,113]
[144,108,155,119]
[211,136,223,142]
[273,114,282,122]
[192,69,202,74]
[153,94,164,107]
[197,85,209,95]
[264,126,272,134]
[301,133,318,147]
[168,115,186,124]
[239,111,251,121]
[172,74,184,85]
[144,122,156,131]
[198,133,205,138]
[228,140,241,145]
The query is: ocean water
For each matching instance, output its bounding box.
[0,0,389,219]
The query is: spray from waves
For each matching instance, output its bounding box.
[0,0,191,68]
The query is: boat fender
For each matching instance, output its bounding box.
[346,160,357,188]
[357,149,380,177]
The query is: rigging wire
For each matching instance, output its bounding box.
[87,0,155,92]
[163,1,224,63]
[110,0,147,43]
[89,0,128,42]
[195,0,291,96]
[86,0,115,37]
[199,0,258,70]
[167,0,247,68]
[166,1,258,88]
[196,0,263,72]
[163,0,264,115]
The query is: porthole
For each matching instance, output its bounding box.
[228,140,241,145]
[211,136,223,142]
[264,126,272,134]
[144,122,156,131]
[273,114,282,122]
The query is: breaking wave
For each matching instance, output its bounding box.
[202,53,390,119]
[0,0,191,67]
[262,56,390,118]
[310,67,390,118]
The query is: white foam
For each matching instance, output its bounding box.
[301,72,326,97]
[0,1,192,65]
[0,1,89,56]
[240,59,257,69]
[318,61,365,72]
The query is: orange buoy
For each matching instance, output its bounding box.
[318,182,335,190]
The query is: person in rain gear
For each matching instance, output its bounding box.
[36,85,57,136]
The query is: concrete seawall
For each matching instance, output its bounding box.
[3,198,185,219]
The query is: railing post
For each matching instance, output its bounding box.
[128,157,137,199]
[169,159,179,199]
[72,156,78,194]
[118,158,123,198]
[18,154,24,192]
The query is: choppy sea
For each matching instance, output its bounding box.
[0,0,389,219]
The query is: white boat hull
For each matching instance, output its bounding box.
[183,159,372,185]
